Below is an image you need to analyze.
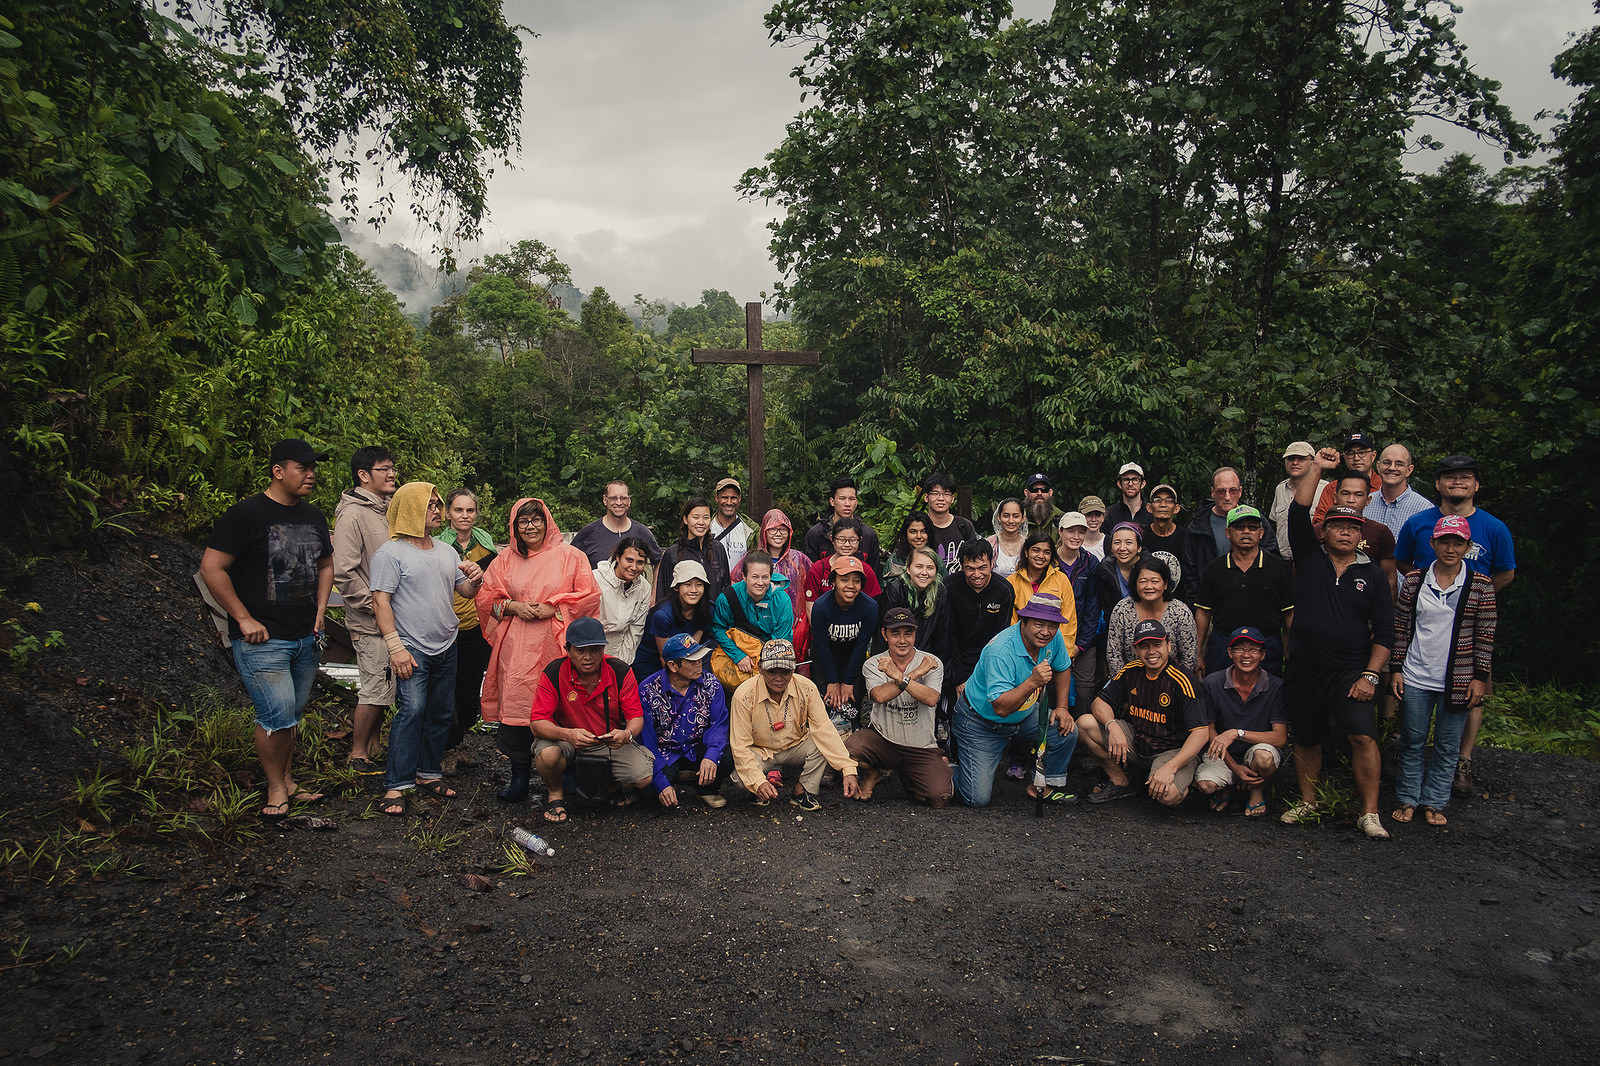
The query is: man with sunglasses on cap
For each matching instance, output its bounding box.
[951,592,1078,807]
[728,639,859,810]
[847,607,953,807]
[1281,452,1395,838]
[1077,619,1207,807]
[1022,473,1064,539]
[1194,627,1289,817]
[1394,454,1515,796]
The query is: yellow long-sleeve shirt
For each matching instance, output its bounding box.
[728,672,857,791]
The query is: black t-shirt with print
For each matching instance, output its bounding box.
[208,494,332,641]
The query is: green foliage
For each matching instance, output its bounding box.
[1479,683,1600,759]
[175,0,527,252]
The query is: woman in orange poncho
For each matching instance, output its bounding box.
[476,497,600,803]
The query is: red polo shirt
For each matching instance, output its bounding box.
[530,658,643,734]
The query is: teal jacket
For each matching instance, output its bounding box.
[712,573,795,660]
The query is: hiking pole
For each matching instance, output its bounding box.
[1033,652,1049,818]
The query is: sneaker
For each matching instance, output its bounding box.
[1278,800,1318,825]
[1356,812,1391,840]
[347,757,384,776]
[790,792,822,812]
[1452,758,1475,797]
[440,750,459,775]
[698,792,727,808]
[1005,761,1026,781]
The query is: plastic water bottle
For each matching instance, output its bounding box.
[510,827,555,860]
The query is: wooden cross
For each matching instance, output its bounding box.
[691,302,819,518]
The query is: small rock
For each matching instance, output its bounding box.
[678,1039,695,1052]
[1479,897,1500,906]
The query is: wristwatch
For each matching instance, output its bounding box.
[1360,671,1380,685]
[1236,728,1245,740]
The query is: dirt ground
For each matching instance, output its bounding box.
[2,533,1598,1065]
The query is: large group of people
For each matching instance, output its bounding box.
[202,435,1509,840]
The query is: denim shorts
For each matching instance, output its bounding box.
[233,634,320,733]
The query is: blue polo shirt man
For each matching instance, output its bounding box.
[952,592,1079,807]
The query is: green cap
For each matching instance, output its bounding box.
[1226,504,1264,526]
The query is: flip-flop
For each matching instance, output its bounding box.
[610,790,638,809]
[1244,800,1268,818]
[1209,792,1231,813]
[1392,804,1416,823]
[380,792,407,817]
[1421,806,1448,826]
[542,800,569,824]
[414,780,457,801]
[288,789,326,807]
[261,800,290,823]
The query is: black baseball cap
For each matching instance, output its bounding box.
[1132,619,1168,644]
[1435,455,1479,477]
[882,606,919,630]
[1342,431,1376,451]
[269,438,330,465]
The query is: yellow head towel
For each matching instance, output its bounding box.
[387,481,438,539]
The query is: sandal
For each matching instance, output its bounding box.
[414,780,457,801]
[611,790,638,809]
[1209,791,1231,814]
[1421,806,1448,826]
[261,800,290,823]
[1244,799,1268,818]
[1392,804,1416,823]
[288,789,326,807]
[1028,786,1079,805]
[543,800,569,824]
[380,791,407,817]
[1086,780,1137,805]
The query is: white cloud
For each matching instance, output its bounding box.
[364,0,1596,304]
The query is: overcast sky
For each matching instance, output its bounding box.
[366,0,1597,307]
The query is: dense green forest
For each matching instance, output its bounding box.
[2,0,1597,684]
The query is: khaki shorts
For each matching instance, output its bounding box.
[352,630,397,706]
[1096,719,1197,793]
[533,738,654,785]
[1194,744,1283,788]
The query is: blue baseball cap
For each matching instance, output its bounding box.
[662,634,711,662]
[1229,626,1269,647]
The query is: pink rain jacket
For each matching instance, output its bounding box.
[476,498,601,726]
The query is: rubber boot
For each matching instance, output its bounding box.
[496,762,531,802]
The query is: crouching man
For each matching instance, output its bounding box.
[639,635,731,808]
[729,639,859,811]
[1078,620,1208,807]
[530,616,654,823]
[1194,627,1288,817]
[845,607,954,807]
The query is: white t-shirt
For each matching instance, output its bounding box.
[711,517,750,573]
[862,650,945,748]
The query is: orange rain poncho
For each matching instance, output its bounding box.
[475,498,601,726]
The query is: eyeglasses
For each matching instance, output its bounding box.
[1117,475,1143,483]
[1025,486,1050,494]
[605,494,630,502]
[926,489,953,498]
[515,516,546,527]
[833,537,860,548]
[367,464,398,476]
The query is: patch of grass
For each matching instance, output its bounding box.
[69,767,119,824]
[405,822,470,856]
[1479,682,1599,758]
[498,840,538,878]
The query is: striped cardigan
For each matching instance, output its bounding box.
[1391,566,1497,709]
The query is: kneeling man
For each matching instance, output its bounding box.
[729,640,859,810]
[952,592,1078,807]
[846,607,953,807]
[1194,627,1288,817]
[1078,620,1207,806]
[530,616,654,823]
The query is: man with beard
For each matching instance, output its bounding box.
[1022,473,1063,541]
[1105,463,1151,528]
[334,445,399,775]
